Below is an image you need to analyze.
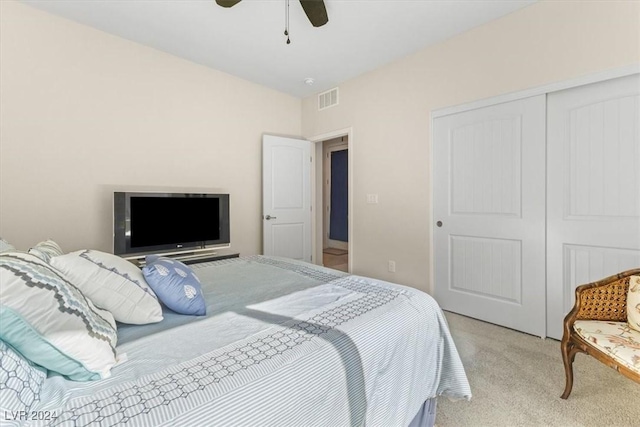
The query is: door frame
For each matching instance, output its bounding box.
[307,127,354,273]
[432,64,639,120]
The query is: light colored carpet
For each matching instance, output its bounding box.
[324,247,348,256]
[323,251,348,272]
[437,312,640,427]
[331,263,348,272]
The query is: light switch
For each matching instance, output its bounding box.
[366,194,379,204]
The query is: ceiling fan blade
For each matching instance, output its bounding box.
[216,0,241,7]
[299,0,328,27]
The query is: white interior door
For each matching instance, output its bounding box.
[434,95,547,337]
[262,135,312,262]
[546,74,640,339]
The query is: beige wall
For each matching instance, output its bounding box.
[2,1,639,294]
[0,1,301,254]
[302,1,640,293]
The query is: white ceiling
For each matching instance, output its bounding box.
[22,0,538,98]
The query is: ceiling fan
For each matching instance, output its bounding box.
[215,0,329,28]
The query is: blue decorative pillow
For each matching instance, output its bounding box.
[142,256,206,316]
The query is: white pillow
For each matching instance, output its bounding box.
[0,238,15,253]
[0,251,118,380]
[28,239,64,263]
[627,275,640,332]
[50,250,163,325]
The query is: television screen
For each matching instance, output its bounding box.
[114,192,230,256]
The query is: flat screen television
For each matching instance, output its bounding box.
[113,192,230,256]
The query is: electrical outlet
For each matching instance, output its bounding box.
[388,260,396,273]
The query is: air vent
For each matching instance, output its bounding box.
[318,87,339,110]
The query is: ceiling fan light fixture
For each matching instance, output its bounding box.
[215,0,329,42]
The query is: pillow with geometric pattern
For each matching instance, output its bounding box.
[50,250,163,325]
[0,251,118,381]
[0,340,47,414]
[627,275,640,332]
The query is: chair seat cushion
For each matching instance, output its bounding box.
[574,320,640,373]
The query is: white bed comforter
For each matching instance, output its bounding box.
[31,256,471,427]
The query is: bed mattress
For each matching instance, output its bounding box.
[25,255,470,426]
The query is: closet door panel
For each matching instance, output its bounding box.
[547,74,640,340]
[434,95,546,337]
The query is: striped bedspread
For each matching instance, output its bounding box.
[26,256,471,426]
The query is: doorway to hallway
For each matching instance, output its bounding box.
[322,136,348,271]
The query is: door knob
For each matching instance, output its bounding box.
[436,221,443,227]
[265,215,277,220]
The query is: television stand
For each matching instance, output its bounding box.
[181,253,239,265]
[125,249,239,267]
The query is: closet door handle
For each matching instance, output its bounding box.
[265,215,277,220]
[436,221,443,227]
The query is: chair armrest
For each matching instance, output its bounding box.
[562,268,640,339]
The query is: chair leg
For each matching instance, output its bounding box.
[561,340,576,399]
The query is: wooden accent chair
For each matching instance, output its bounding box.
[561,268,640,399]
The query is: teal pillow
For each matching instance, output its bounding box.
[142,256,206,316]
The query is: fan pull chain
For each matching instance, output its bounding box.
[284,0,291,44]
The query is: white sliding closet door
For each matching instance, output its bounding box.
[434,95,547,337]
[546,74,640,340]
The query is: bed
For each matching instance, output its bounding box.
[1,252,471,426]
